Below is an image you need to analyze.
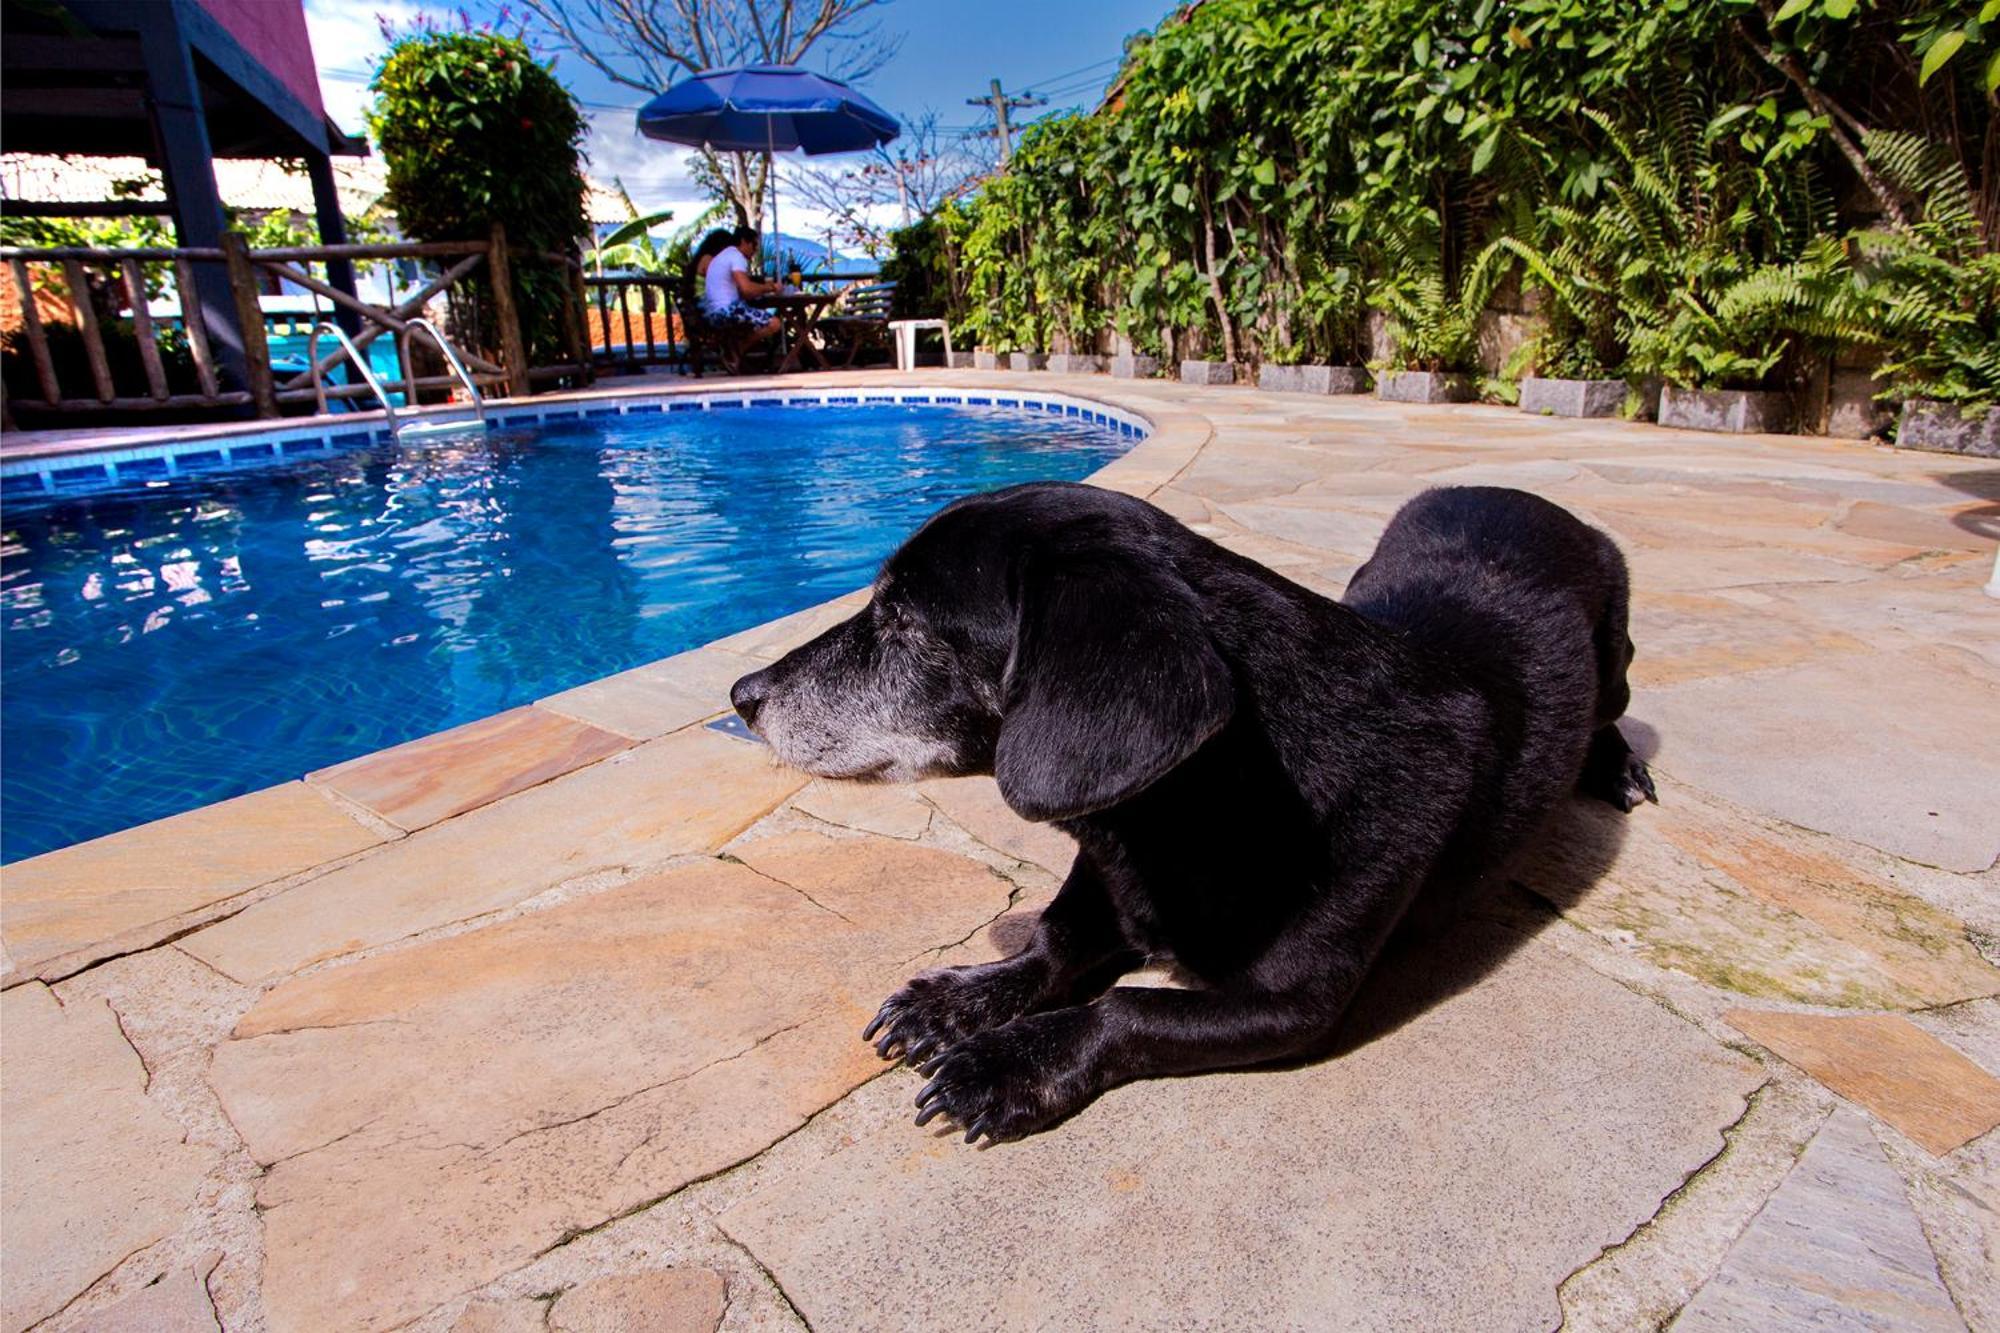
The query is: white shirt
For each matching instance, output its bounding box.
[704,246,750,314]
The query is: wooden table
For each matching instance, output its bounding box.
[749,291,838,373]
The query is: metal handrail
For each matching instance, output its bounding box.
[404,317,487,428]
[307,320,398,428]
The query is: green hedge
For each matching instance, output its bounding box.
[896,0,1998,404]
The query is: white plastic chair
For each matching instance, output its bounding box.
[889,318,952,372]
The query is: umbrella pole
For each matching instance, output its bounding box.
[766,122,781,282]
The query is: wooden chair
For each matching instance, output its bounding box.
[676,267,763,377]
[815,281,898,367]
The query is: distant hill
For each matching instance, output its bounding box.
[765,233,875,274]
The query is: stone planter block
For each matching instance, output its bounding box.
[1376,371,1474,404]
[1658,386,1793,434]
[1304,365,1371,395]
[1260,365,1370,395]
[1044,354,1104,375]
[1519,377,1629,419]
[1897,400,2000,457]
[1007,352,1048,372]
[972,350,1004,371]
[945,351,976,369]
[1180,360,1237,386]
[1110,354,1161,379]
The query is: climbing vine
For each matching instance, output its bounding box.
[893,0,1998,404]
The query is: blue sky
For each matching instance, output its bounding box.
[306,0,1172,223]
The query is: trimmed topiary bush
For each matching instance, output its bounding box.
[369,26,587,366]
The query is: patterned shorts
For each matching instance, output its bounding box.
[707,304,775,329]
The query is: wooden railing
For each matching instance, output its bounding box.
[585,274,682,371]
[4,244,240,413]
[1,224,590,423]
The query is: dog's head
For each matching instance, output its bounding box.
[729,483,1235,822]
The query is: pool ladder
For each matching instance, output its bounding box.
[307,318,488,441]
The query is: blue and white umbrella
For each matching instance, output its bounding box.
[638,65,900,263]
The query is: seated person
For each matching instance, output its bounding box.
[691,227,736,285]
[703,226,783,349]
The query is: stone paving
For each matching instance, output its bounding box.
[2,370,1997,1332]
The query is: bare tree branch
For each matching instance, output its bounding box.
[519,0,902,227]
[1735,9,1912,231]
[786,112,990,255]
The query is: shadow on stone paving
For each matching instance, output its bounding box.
[1333,791,1632,1057]
[1938,466,2000,505]
[1936,466,2000,545]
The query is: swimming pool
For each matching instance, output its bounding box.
[1,394,1138,862]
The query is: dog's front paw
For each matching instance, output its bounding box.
[912,1011,1103,1144]
[863,960,1048,1067]
[1616,756,1658,812]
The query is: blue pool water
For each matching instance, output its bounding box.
[1,403,1133,861]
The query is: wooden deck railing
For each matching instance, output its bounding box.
[585,273,682,371]
[1,224,590,423]
[579,270,881,374]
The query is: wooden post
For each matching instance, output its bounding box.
[305,150,361,342]
[122,259,169,400]
[137,0,250,391]
[487,222,530,398]
[9,258,62,402]
[174,256,219,398]
[570,260,595,384]
[221,232,277,417]
[62,259,114,403]
[562,272,580,370]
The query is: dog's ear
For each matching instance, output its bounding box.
[994,552,1234,822]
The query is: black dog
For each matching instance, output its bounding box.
[729,482,1653,1142]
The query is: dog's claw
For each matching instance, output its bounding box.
[1630,758,1659,805]
[1617,757,1658,811]
[862,1012,887,1042]
[913,1102,943,1127]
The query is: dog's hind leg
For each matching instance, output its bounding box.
[1590,536,1636,728]
[1578,723,1657,812]
[864,856,1140,1069]
[1577,531,1654,811]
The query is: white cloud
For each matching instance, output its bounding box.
[580,107,706,206]
[303,0,433,134]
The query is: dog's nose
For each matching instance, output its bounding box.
[730,673,768,730]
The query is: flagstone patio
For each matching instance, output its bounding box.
[3,370,1997,1332]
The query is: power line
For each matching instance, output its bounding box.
[1015,55,1122,97]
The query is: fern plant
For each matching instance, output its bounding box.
[1591,90,1839,392]
[1849,131,2000,408]
[1369,233,1516,373]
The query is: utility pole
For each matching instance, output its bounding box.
[966,78,1045,164]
